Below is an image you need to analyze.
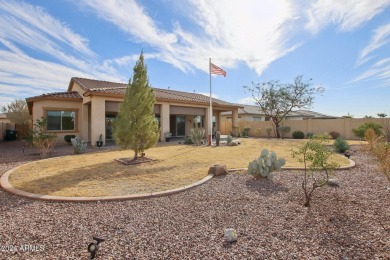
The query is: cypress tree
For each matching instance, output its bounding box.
[113,51,159,160]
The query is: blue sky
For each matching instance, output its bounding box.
[0,0,390,117]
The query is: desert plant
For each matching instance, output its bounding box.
[329,131,340,139]
[184,136,194,145]
[30,117,57,158]
[277,126,291,139]
[292,130,305,139]
[226,135,233,145]
[232,125,240,137]
[352,122,383,139]
[191,127,205,146]
[306,132,314,139]
[216,131,221,146]
[333,137,349,153]
[64,135,76,145]
[266,127,272,137]
[242,126,251,137]
[292,135,339,207]
[71,136,87,154]
[247,149,286,179]
[364,129,390,181]
[255,128,262,137]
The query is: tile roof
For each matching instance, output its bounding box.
[221,104,338,118]
[27,91,82,100]
[71,77,238,107]
[0,114,7,119]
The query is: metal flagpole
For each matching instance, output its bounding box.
[209,58,212,146]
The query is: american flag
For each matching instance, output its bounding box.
[210,62,226,77]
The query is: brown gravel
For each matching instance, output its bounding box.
[0,141,389,259]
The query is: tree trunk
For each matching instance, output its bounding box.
[274,121,281,138]
[133,151,138,161]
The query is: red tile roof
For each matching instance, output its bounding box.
[70,77,239,107]
[27,91,82,100]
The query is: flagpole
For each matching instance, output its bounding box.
[209,58,212,146]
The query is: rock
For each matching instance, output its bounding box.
[208,164,228,176]
[228,140,240,146]
[224,228,237,243]
[327,178,339,187]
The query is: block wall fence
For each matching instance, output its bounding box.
[219,118,389,140]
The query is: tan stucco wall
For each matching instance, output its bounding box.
[31,99,83,143]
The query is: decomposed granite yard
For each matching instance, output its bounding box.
[0,139,389,259]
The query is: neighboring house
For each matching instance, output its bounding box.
[26,77,242,145]
[0,114,11,123]
[221,104,339,122]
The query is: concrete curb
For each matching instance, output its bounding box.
[0,160,214,202]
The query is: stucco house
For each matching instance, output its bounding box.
[26,77,241,145]
[221,104,338,122]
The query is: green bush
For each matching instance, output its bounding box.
[30,117,57,158]
[266,127,273,137]
[292,131,305,139]
[352,122,383,139]
[184,136,194,144]
[329,131,340,139]
[227,135,233,145]
[333,137,350,153]
[64,135,76,145]
[242,126,251,137]
[306,132,314,139]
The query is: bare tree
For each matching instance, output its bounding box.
[244,75,323,138]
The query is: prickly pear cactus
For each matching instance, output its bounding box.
[247,149,286,179]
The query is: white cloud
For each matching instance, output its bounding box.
[305,0,390,34]
[76,0,301,75]
[238,97,256,105]
[358,23,390,65]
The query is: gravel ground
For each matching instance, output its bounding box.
[0,141,389,259]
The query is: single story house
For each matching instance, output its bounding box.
[221,104,339,122]
[26,77,242,145]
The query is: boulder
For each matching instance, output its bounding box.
[224,228,237,243]
[208,164,228,176]
[228,140,241,146]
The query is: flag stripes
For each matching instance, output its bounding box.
[210,62,226,77]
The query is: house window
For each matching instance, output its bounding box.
[253,116,262,121]
[47,111,75,131]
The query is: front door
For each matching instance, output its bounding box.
[169,115,186,137]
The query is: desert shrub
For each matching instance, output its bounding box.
[292,131,305,139]
[255,128,262,137]
[71,136,87,154]
[190,127,205,146]
[226,135,233,145]
[184,136,194,145]
[292,135,339,207]
[352,122,383,139]
[232,125,240,137]
[64,135,76,145]
[30,117,57,158]
[364,129,390,181]
[266,127,273,137]
[247,149,286,180]
[333,137,349,153]
[242,126,251,137]
[329,131,340,139]
[306,132,314,139]
[277,126,291,139]
[216,131,221,146]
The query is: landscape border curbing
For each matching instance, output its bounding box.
[0,155,355,202]
[0,158,214,202]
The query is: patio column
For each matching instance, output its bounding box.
[81,103,89,142]
[160,103,170,142]
[232,108,239,128]
[90,97,106,146]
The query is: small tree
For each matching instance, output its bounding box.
[244,75,323,138]
[352,122,383,139]
[113,52,159,160]
[30,117,57,158]
[292,135,338,207]
[1,98,31,125]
